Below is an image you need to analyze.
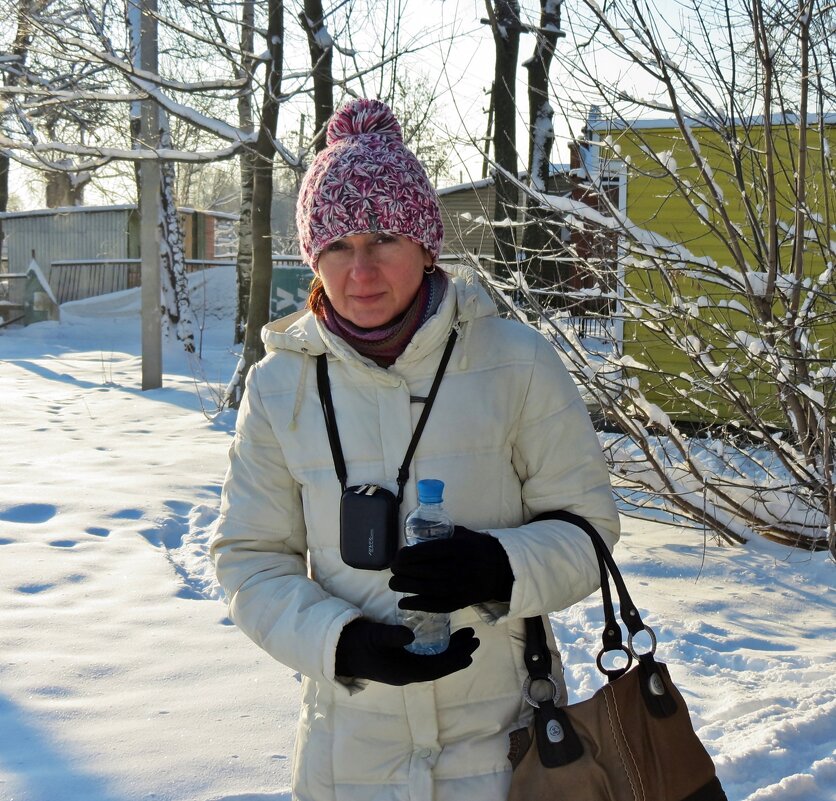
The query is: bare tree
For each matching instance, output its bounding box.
[127,0,194,353]
[2,0,268,357]
[484,0,521,271]
[299,0,333,152]
[479,0,835,553]
[234,0,256,345]
[519,0,563,284]
[239,0,284,394]
[391,72,453,185]
[0,0,40,254]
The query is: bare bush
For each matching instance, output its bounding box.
[472,0,835,553]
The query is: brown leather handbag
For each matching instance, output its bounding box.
[507,511,727,801]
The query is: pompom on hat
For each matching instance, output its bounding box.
[296,98,444,271]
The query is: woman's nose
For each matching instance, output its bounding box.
[347,246,377,279]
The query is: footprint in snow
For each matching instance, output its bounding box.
[0,503,57,524]
[17,582,55,594]
[140,502,223,601]
[164,499,192,515]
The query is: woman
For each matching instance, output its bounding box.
[211,98,619,801]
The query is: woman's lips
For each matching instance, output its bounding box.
[350,293,385,303]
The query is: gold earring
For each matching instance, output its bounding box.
[424,264,437,274]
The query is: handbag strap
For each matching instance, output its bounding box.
[528,510,651,680]
[316,328,458,503]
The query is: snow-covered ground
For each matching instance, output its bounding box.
[1,266,833,801]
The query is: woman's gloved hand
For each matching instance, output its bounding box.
[334,619,479,684]
[389,525,514,613]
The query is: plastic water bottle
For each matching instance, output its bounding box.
[399,478,454,655]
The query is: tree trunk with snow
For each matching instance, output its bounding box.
[126,0,193,354]
[234,0,256,346]
[235,155,254,346]
[486,0,521,273]
[44,169,89,207]
[238,0,283,402]
[299,0,333,152]
[0,0,37,258]
[521,0,563,292]
[158,123,195,353]
[522,0,563,284]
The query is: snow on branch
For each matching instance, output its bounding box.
[0,134,245,164]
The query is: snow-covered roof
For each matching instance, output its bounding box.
[437,163,571,196]
[587,112,836,132]
[436,177,493,196]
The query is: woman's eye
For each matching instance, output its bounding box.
[324,241,348,253]
[374,234,397,245]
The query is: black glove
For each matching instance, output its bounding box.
[389,525,514,613]
[334,619,479,685]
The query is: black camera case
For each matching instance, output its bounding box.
[340,484,399,570]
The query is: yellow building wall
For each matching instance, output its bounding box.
[603,121,836,423]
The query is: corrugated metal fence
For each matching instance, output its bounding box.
[48,259,235,304]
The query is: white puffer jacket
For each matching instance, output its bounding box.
[211,266,619,801]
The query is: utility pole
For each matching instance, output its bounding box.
[139,0,162,389]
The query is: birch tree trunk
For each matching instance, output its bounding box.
[234,0,255,345]
[159,120,195,353]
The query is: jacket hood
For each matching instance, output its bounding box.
[260,264,497,359]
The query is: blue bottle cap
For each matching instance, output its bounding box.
[416,479,445,504]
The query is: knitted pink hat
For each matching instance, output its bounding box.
[296,98,444,271]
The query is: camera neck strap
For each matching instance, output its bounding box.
[316,327,458,504]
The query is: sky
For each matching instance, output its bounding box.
[0,264,834,800]
[4,0,692,209]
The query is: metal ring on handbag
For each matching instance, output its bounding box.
[627,625,658,658]
[522,674,563,708]
[596,644,633,677]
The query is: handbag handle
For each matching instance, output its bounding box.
[522,511,676,769]
[528,510,657,683]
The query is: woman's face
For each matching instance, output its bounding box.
[316,233,429,328]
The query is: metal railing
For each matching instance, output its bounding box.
[570,315,614,341]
